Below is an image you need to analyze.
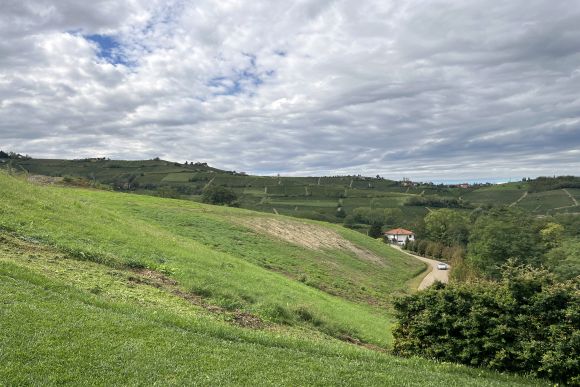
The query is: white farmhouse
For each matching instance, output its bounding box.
[384,228,415,245]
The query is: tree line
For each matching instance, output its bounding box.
[393,206,579,383]
[0,150,31,160]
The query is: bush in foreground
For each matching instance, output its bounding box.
[393,263,579,384]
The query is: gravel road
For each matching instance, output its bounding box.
[391,245,450,290]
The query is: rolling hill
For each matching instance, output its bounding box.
[0,172,546,385]
[4,157,428,230]
[6,158,578,234]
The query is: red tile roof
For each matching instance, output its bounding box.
[384,228,414,235]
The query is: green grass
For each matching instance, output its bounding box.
[0,172,429,347]
[342,195,411,210]
[161,172,196,182]
[0,233,545,386]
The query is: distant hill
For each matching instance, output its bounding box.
[3,157,579,231]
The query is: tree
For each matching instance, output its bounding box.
[540,222,565,250]
[424,209,470,246]
[545,238,580,280]
[201,185,238,206]
[383,208,403,228]
[467,208,543,278]
[368,223,383,238]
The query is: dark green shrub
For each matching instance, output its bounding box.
[393,263,579,384]
[368,223,383,238]
[215,293,244,311]
[201,185,238,206]
[294,305,323,326]
[417,240,428,256]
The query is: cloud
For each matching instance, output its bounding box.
[0,0,579,180]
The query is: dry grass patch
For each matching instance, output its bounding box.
[239,217,386,266]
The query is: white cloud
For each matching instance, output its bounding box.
[1,0,579,180]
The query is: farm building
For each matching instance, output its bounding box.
[384,228,415,245]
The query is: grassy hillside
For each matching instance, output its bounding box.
[0,172,426,347]
[0,233,544,385]
[0,173,547,385]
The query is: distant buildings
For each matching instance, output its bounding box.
[384,228,415,245]
[400,178,418,187]
[449,183,470,189]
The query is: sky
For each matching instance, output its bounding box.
[1,0,579,181]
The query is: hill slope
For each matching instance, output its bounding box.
[0,235,543,386]
[0,172,549,385]
[0,172,424,346]
[5,158,577,233]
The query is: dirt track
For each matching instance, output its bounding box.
[390,245,449,290]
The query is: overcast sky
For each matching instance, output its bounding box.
[1,0,579,181]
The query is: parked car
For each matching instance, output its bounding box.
[437,263,449,270]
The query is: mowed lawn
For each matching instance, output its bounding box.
[0,173,425,347]
[0,233,545,386]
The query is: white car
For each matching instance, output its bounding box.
[437,263,449,270]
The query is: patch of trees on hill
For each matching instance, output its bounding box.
[405,209,468,262]
[0,150,31,160]
[406,207,578,281]
[201,185,239,206]
[404,196,472,209]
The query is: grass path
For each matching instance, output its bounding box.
[509,191,528,207]
[562,188,579,206]
[203,176,216,189]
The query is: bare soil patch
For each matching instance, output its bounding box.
[239,217,386,266]
[27,175,63,185]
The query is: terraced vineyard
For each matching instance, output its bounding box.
[3,159,578,232]
[462,188,525,206]
[517,189,575,213]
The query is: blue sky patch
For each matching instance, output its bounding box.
[84,34,129,66]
